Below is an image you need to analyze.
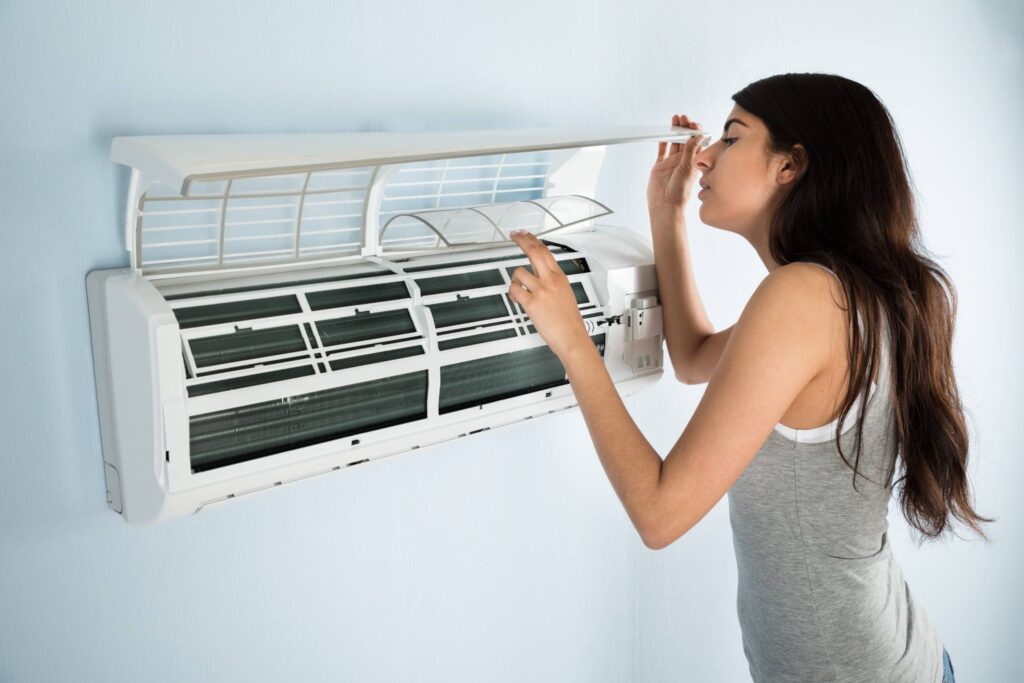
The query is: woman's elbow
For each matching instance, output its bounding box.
[674,368,708,386]
[642,532,669,550]
[640,521,682,550]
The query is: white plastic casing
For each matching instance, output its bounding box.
[86,127,689,524]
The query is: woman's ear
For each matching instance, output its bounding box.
[776,143,808,187]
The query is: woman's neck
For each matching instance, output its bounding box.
[747,227,779,272]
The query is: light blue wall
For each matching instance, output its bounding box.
[1,1,1021,681]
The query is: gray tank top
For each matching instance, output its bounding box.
[728,264,944,682]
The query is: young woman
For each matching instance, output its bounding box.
[506,73,990,682]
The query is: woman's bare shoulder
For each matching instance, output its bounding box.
[735,262,848,358]
[749,262,846,315]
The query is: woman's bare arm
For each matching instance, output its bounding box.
[651,215,733,384]
[648,114,731,385]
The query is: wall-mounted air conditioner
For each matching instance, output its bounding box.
[87,126,704,524]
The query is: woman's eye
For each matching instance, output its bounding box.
[722,137,737,147]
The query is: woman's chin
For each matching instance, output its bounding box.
[695,208,734,234]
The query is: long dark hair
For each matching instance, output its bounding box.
[732,73,992,541]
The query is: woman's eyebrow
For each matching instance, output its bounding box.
[723,117,750,133]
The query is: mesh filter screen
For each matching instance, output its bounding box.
[437,329,517,351]
[428,295,508,328]
[189,371,428,472]
[328,345,424,370]
[191,326,307,369]
[306,281,409,310]
[188,365,315,397]
[438,335,605,414]
[164,269,389,301]
[174,295,302,329]
[316,310,417,347]
[415,270,504,296]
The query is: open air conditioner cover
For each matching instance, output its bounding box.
[88,125,699,524]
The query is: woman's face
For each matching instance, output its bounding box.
[695,104,795,241]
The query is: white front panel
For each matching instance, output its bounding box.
[89,228,664,524]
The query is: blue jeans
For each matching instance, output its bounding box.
[942,647,956,683]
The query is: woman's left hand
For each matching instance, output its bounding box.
[507,230,590,360]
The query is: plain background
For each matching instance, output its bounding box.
[1,1,1021,681]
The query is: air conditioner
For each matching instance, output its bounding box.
[87,126,703,524]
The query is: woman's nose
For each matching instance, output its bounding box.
[695,144,712,171]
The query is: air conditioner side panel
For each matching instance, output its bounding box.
[90,269,178,525]
[86,270,124,513]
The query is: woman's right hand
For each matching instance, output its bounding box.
[647,113,706,220]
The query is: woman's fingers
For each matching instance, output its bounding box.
[539,234,563,273]
[510,265,542,293]
[509,231,560,277]
[525,231,562,274]
[657,113,702,164]
[679,134,701,170]
[673,114,703,155]
[665,133,703,184]
[669,113,684,155]
[507,279,532,308]
[512,262,544,288]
